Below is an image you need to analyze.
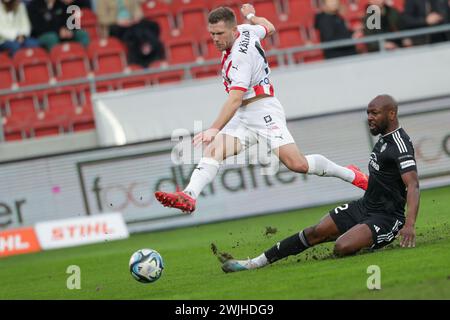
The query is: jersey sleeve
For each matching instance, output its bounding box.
[392,140,417,175]
[243,24,267,39]
[227,51,252,92]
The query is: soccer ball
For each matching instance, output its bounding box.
[129,249,164,283]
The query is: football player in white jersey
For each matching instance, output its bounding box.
[155,4,368,213]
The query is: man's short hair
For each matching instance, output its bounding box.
[208,7,237,26]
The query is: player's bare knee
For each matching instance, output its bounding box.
[285,159,308,173]
[333,241,356,256]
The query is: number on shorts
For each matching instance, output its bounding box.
[334,204,349,214]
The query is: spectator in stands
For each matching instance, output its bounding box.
[96,0,144,40]
[27,0,90,51]
[403,0,450,45]
[363,0,405,52]
[97,0,164,68]
[0,0,40,56]
[123,19,165,67]
[314,0,357,59]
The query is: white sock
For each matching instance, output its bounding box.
[247,253,269,269]
[305,154,355,183]
[184,157,220,199]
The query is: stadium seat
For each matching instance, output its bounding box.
[2,116,29,141]
[274,23,305,48]
[166,37,200,64]
[282,0,317,25]
[0,52,16,89]
[4,93,40,117]
[50,42,90,80]
[80,8,99,40]
[30,112,66,138]
[175,0,209,39]
[252,0,284,23]
[191,63,221,79]
[142,1,179,40]
[13,47,53,86]
[43,87,79,117]
[88,38,127,75]
[148,61,185,84]
[116,64,153,90]
[70,104,95,132]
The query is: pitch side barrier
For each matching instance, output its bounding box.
[0,95,449,235]
[1,23,450,142]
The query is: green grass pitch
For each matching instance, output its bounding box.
[1,186,449,300]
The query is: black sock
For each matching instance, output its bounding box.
[264,230,311,263]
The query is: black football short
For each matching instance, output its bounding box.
[329,199,405,249]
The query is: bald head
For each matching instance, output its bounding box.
[369,94,398,114]
[367,94,400,135]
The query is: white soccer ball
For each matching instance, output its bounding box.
[129,249,164,283]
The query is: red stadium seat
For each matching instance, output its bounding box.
[274,23,305,48]
[2,116,29,141]
[282,0,317,25]
[191,63,221,79]
[88,38,127,75]
[175,0,209,39]
[71,104,95,132]
[0,52,16,89]
[80,8,99,40]
[4,93,39,117]
[50,42,90,80]
[117,64,153,90]
[13,48,53,86]
[252,0,283,23]
[142,1,179,40]
[166,37,200,64]
[43,87,78,116]
[30,112,66,138]
[148,61,185,84]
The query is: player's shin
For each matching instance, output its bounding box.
[305,154,355,182]
[183,157,220,199]
[263,230,311,264]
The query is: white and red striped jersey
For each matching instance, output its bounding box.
[221,24,274,99]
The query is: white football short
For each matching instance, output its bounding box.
[220,96,295,150]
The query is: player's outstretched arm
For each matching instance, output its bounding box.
[241,3,276,36]
[399,170,420,248]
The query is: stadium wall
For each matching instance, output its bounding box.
[0,97,449,235]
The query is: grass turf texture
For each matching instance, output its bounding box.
[0,186,449,300]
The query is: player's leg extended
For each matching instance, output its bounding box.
[155,134,241,212]
[333,224,374,256]
[184,133,242,198]
[275,143,368,190]
[221,214,341,273]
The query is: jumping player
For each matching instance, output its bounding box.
[221,95,420,273]
[155,4,368,213]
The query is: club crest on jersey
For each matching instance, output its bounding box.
[369,152,379,171]
[380,143,387,153]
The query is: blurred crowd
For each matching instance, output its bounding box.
[314,0,450,59]
[1,0,450,68]
[0,0,165,67]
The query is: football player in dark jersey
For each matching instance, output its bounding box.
[219,95,420,273]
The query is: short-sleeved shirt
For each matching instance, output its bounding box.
[362,127,417,217]
[221,24,274,100]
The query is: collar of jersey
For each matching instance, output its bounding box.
[382,126,402,137]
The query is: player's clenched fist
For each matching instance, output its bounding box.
[241,3,256,18]
[193,128,220,146]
